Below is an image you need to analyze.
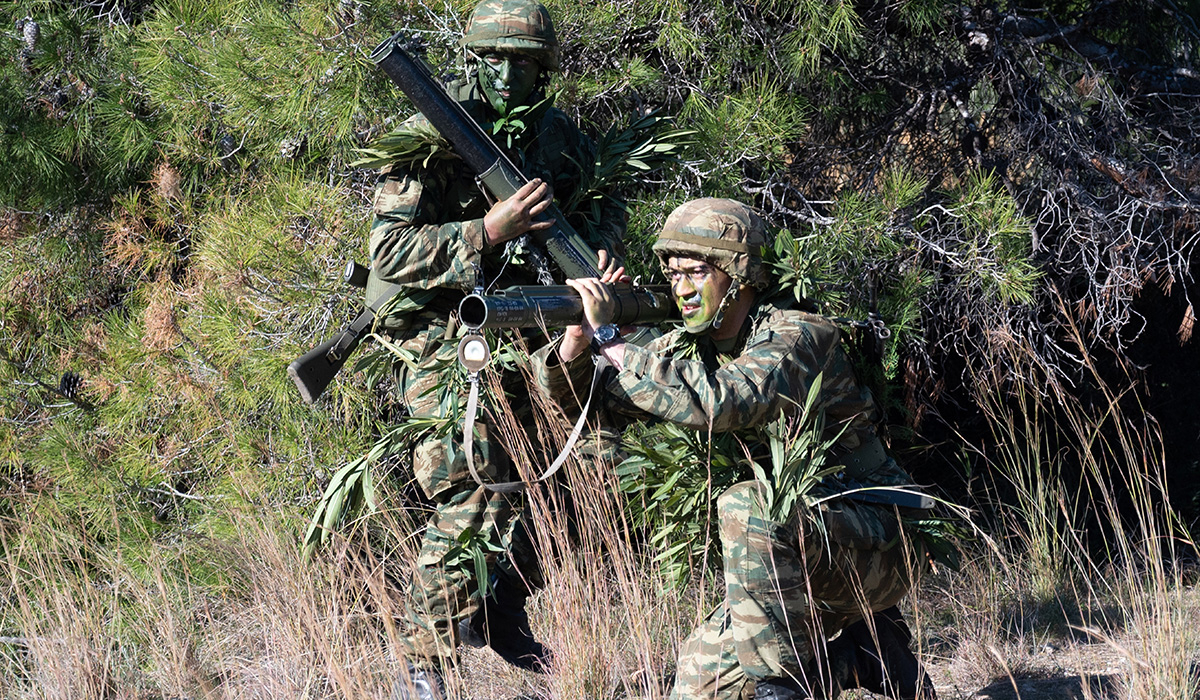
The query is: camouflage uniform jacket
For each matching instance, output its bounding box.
[368,77,625,306]
[533,296,914,487]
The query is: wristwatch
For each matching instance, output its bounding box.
[589,324,622,354]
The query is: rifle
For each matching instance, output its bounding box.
[287,262,413,405]
[459,284,673,330]
[288,34,618,405]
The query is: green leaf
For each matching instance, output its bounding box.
[302,455,371,560]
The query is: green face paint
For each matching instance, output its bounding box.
[666,257,733,333]
[476,51,540,115]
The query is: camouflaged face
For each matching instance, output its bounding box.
[459,0,560,70]
[653,197,770,289]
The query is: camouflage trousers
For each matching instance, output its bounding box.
[392,321,545,663]
[670,481,918,699]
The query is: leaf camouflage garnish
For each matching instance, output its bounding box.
[618,423,747,588]
[351,120,456,171]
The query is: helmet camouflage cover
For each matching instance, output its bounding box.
[459,0,561,71]
[653,198,771,290]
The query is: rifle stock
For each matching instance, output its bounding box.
[287,306,378,404]
[287,330,358,405]
[288,272,407,404]
[460,284,673,330]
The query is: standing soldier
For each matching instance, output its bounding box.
[531,199,935,699]
[367,1,625,697]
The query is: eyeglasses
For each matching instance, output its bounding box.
[664,264,715,287]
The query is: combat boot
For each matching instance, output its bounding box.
[821,607,936,699]
[754,676,810,700]
[391,663,444,700]
[457,577,550,672]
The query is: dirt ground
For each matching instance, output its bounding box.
[924,640,1127,700]
[459,637,1135,699]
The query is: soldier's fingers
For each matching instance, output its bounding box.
[526,217,554,232]
[528,196,552,217]
[598,249,610,271]
[572,278,604,300]
[520,179,551,205]
[582,278,612,303]
[567,279,596,307]
[514,178,542,200]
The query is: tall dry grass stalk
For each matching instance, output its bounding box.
[1053,311,1199,699]
[482,363,706,699]
[0,500,433,699]
[939,297,1200,698]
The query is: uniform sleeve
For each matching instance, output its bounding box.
[530,337,609,422]
[605,324,837,433]
[367,162,488,291]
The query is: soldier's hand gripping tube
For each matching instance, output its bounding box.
[369,34,603,279]
[458,284,673,330]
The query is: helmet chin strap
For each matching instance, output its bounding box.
[684,284,741,335]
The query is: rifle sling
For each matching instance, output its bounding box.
[463,356,608,493]
[326,279,413,361]
[367,279,409,314]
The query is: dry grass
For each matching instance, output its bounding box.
[3,332,1198,699]
[914,306,1200,700]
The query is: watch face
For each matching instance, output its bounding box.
[591,324,619,353]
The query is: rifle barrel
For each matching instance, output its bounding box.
[370,37,509,182]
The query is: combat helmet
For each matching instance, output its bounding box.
[653,198,770,290]
[459,0,561,71]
